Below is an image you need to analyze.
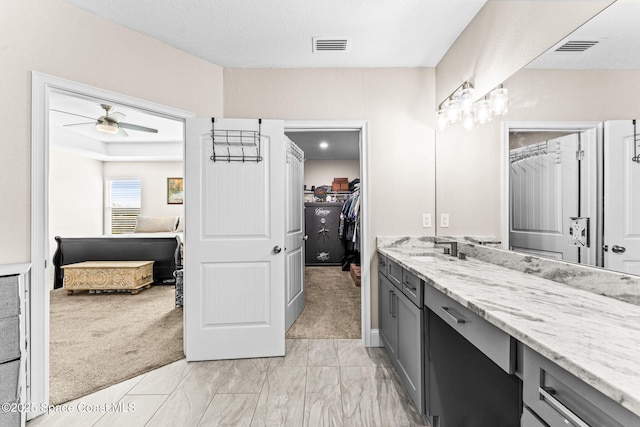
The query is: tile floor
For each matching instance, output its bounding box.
[27,339,429,427]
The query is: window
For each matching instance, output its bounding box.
[105,179,141,234]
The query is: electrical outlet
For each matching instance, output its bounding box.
[422,214,432,228]
[440,213,450,228]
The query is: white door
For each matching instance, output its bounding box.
[284,139,305,331]
[509,134,580,262]
[184,117,286,360]
[604,120,640,275]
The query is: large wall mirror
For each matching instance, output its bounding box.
[503,0,640,276]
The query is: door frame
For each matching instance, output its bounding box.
[501,121,602,266]
[31,72,194,417]
[284,120,373,347]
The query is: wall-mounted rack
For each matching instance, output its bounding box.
[509,140,561,165]
[210,118,263,163]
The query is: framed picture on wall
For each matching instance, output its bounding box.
[167,177,184,204]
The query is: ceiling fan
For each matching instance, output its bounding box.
[52,103,158,136]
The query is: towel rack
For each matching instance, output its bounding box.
[210,118,263,163]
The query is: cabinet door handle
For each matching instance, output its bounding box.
[392,293,397,318]
[389,291,393,316]
[404,281,417,291]
[539,386,590,427]
[441,306,466,324]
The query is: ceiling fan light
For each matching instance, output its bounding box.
[96,121,118,134]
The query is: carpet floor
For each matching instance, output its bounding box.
[286,266,361,339]
[49,285,184,405]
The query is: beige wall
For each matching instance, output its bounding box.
[435,0,613,104]
[436,68,640,238]
[304,160,360,189]
[49,149,104,270]
[0,0,223,263]
[103,161,184,219]
[224,67,437,328]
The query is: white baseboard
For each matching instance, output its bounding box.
[369,329,382,347]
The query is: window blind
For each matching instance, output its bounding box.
[106,179,141,234]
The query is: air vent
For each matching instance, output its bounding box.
[312,37,349,53]
[555,40,599,52]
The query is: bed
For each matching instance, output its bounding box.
[52,216,183,290]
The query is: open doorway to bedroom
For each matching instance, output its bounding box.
[285,128,363,339]
[41,81,190,406]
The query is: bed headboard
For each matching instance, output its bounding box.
[53,235,181,289]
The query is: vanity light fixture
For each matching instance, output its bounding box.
[437,81,508,131]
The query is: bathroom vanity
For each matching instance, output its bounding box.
[378,237,640,427]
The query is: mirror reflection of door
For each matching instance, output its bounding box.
[604,121,640,275]
[508,121,640,276]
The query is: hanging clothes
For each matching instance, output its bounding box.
[340,184,361,252]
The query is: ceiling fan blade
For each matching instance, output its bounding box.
[51,109,97,121]
[63,122,95,127]
[118,128,129,137]
[118,122,158,133]
[108,111,126,122]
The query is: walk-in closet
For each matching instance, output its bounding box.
[285,130,362,339]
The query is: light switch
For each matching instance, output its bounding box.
[440,214,450,228]
[422,214,432,228]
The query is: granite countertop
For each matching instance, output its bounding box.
[377,239,640,418]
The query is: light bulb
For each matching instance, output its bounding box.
[445,98,460,124]
[462,113,475,131]
[436,109,448,130]
[474,99,491,124]
[458,87,475,115]
[490,87,509,116]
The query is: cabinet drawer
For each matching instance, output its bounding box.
[0,276,19,319]
[401,269,423,308]
[0,317,20,364]
[378,254,388,278]
[0,360,20,403]
[387,259,402,289]
[522,346,640,427]
[522,406,548,427]
[424,284,514,373]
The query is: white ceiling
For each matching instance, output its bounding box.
[49,89,184,161]
[286,131,359,160]
[527,0,640,69]
[61,0,487,68]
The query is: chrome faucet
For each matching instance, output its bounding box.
[434,240,458,257]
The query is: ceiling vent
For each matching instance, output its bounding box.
[312,37,349,53]
[555,40,599,52]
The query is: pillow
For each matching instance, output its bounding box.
[134,216,178,233]
[175,215,184,232]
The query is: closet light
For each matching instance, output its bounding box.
[319,141,329,149]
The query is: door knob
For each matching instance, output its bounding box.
[302,235,309,241]
[273,245,282,254]
[611,245,626,254]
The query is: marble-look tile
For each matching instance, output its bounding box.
[128,358,189,395]
[304,367,343,427]
[269,339,309,367]
[217,358,270,394]
[198,394,260,427]
[93,394,167,427]
[146,360,232,427]
[307,339,339,367]
[339,367,382,426]
[336,339,391,367]
[251,367,306,426]
[26,375,145,427]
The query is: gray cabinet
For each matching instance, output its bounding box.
[522,345,640,427]
[0,273,24,427]
[378,253,425,414]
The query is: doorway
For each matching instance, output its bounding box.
[285,122,369,341]
[31,72,194,416]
